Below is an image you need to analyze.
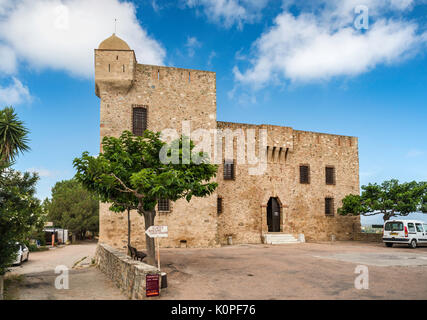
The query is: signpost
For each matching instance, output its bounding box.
[145,226,168,297]
[145,226,168,270]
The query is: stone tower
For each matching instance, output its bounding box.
[95,34,220,250]
[95,34,136,98]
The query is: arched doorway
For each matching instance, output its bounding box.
[267,197,281,232]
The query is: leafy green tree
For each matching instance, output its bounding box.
[0,107,36,299]
[73,130,218,265]
[338,179,427,221]
[0,107,30,165]
[47,179,99,240]
[0,169,44,298]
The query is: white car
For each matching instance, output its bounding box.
[383,220,427,249]
[13,242,29,265]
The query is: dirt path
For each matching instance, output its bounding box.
[6,242,127,300]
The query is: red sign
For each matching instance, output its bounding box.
[146,274,160,297]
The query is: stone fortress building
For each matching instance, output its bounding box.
[95,34,361,250]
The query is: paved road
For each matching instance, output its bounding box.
[159,242,427,300]
[8,242,126,300]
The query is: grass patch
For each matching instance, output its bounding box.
[28,244,49,252]
[4,274,25,300]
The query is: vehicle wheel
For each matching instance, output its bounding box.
[385,243,393,247]
[409,239,417,249]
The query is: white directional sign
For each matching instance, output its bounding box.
[145,225,168,238]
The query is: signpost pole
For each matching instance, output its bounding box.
[157,237,160,270]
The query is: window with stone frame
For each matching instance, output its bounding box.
[299,165,310,184]
[325,166,336,185]
[223,159,235,180]
[325,198,334,216]
[132,106,147,136]
[158,198,170,212]
[217,197,223,215]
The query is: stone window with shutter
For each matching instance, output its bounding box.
[325,166,336,185]
[223,160,235,180]
[132,106,147,136]
[325,198,334,216]
[299,165,310,184]
[217,197,223,215]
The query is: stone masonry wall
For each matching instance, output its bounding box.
[95,243,162,300]
[354,233,383,242]
[216,122,361,245]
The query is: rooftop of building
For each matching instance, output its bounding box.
[98,33,131,50]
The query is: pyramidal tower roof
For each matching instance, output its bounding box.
[98,33,131,50]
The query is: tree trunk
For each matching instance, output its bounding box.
[143,210,156,266]
[0,274,4,300]
[127,208,131,246]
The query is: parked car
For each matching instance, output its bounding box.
[383,220,427,249]
[13,242,29,265]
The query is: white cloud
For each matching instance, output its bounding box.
[27,167,55,177]
[185,36,202,57]
[207,51,216,66]
[0,77,31,105]
[0,0,166,78]
[185,0,269,29]
[0,44,16,74]
[234,0,427,87]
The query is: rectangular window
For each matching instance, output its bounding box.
[408,223,416,233]
[415,223,423,233]
[224,160,235,180]
[158,198,170,212]
[325,198,334,216]
[325,166,336,185]
[299,165,310,184]
[217,197,223,215]
[385,222,403,231]
[132,106,147,136]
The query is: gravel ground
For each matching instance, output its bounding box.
[158,241,427,300]
[6,241,427,300]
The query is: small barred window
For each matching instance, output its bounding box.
[325,167,336,185]
[224,160,235,180]
[132,106,147,136]
[325,198,334,216]
[217,197,223,215]
[158,198,170,212]
[300,165,310,184]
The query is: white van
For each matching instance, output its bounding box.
[383,220,427,248]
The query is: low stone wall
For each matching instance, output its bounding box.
[353,233,383,242]
[95,243,163,299]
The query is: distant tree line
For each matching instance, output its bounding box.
[339,179,427,221]
[44,179,99,240]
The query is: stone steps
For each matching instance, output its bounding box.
[263,233,301,244]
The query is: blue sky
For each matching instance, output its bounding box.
[1,0,426,224]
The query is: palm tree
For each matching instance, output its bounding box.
[0,107,30,165]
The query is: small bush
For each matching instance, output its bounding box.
[27,244,49,252]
